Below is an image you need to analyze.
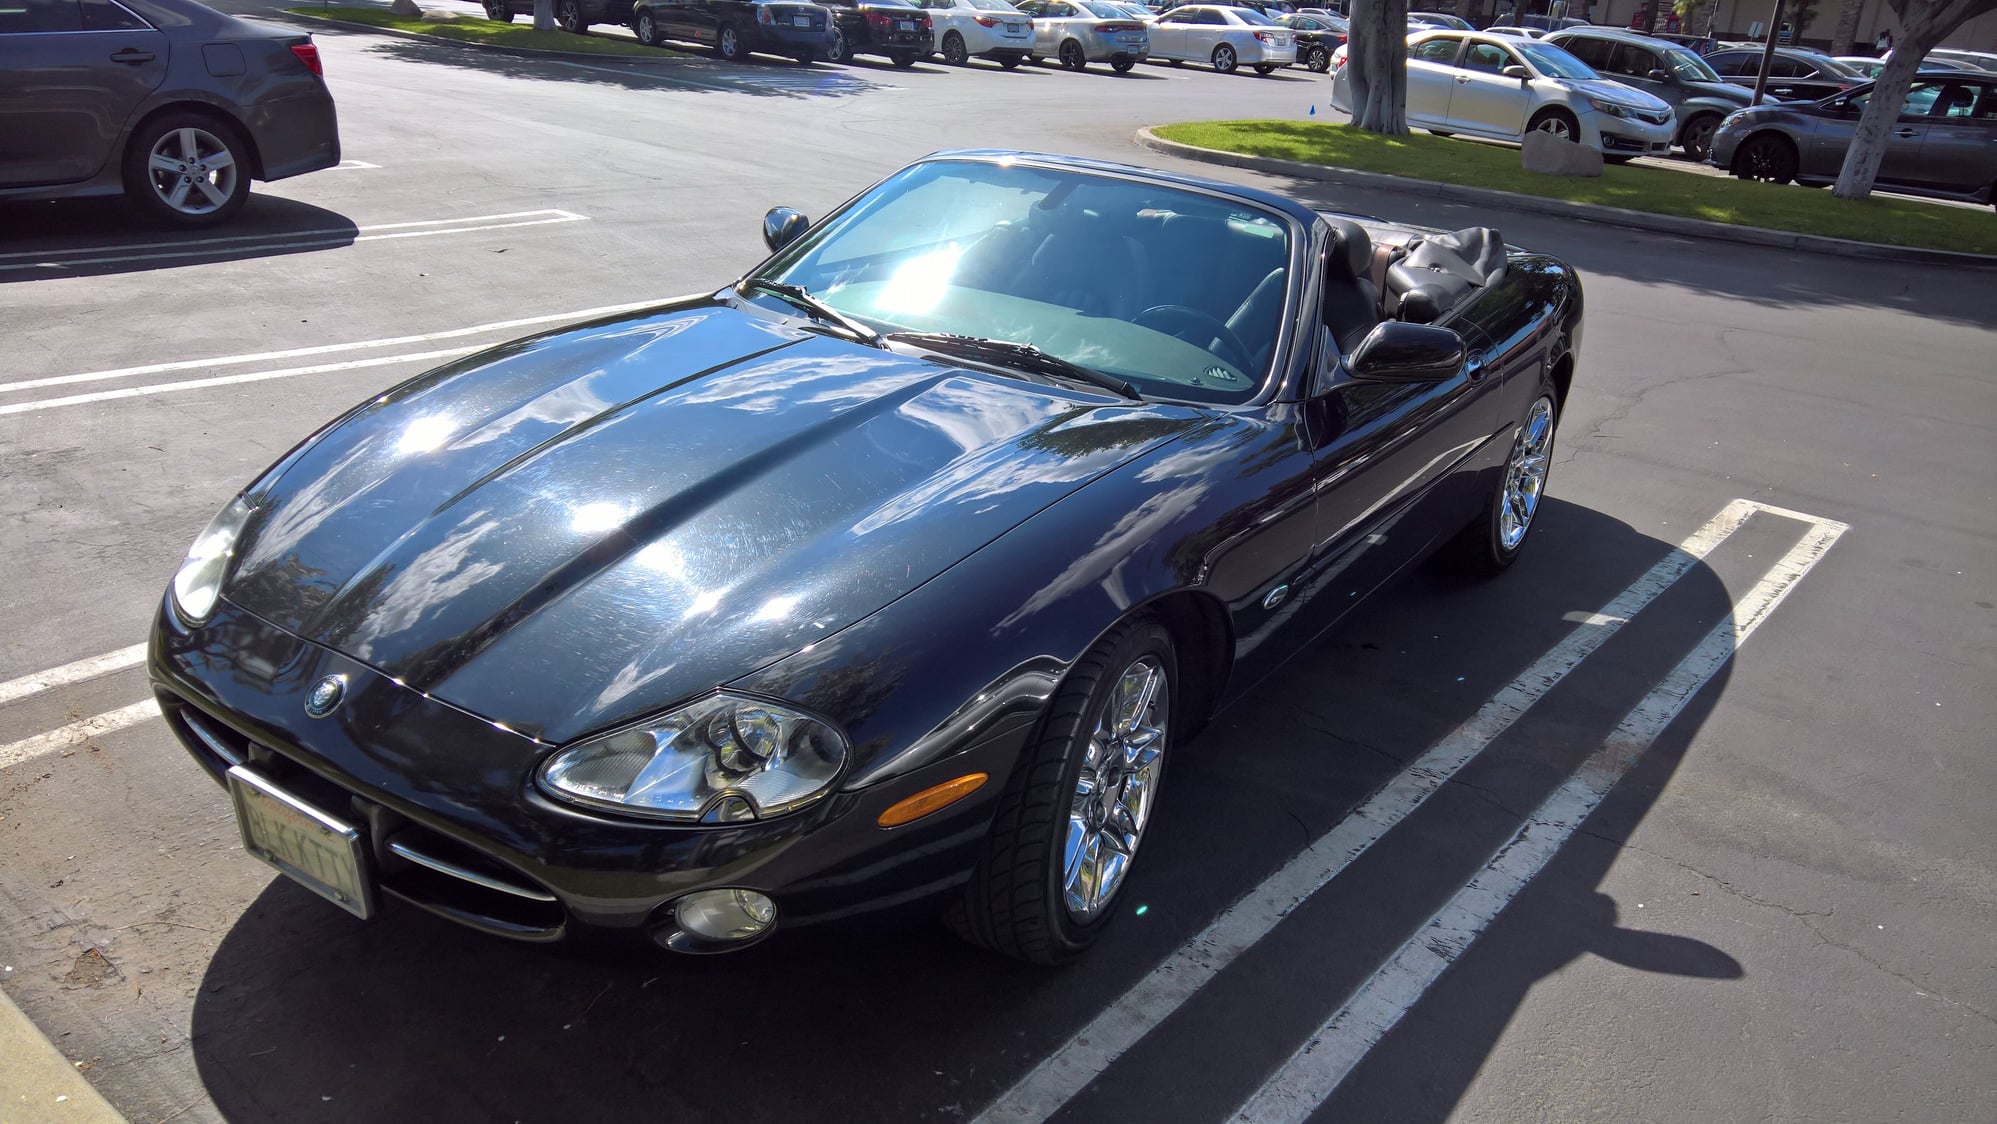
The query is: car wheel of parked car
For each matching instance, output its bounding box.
[891,49,918,66]
[1211,43,1237,73]
[555,0,586,32]
[1527,107,1577,143]
[1305,45,1330,71]
[941,30,969,64]
[795,50,815,64]
[1112,57,1134,73]
[1060,40,1086,69]
[827,28,849,61]
[483,0,513,21]
[1731,132,1798,184]
[947,615,1177,964]
[634,10,658,44]
[122,114,252,229]
[717,23,744,59]
[1679,113,1720,163]
[1604,155,1634,164]
[1428,129,1455,138]
[1447,388,1557,575]
[1168,57,1182,66]
[999,52,1024,69]
[1253,63,1275,75]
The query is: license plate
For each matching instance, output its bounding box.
[897,19,913,29]
[1006,21,1021,30]
[228,765,375,919]
[794,13,810,25]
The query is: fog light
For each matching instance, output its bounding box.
[663,889,776,951]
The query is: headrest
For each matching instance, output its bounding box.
[1324,217,1373,280]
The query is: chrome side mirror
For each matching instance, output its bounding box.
[763,207,810,253]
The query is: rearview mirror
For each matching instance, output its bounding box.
[1347,321,1465,383]
[1502,64,1528,80]
[763,207,810,253]
[1648,67,1672,81]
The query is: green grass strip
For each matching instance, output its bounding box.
[1153,120,1997,256]
[290,6,689,57]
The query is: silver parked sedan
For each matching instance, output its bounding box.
[1712,71,1997,208]
[1147,4,1296,75]
[1017,0,1150,72]
[0,0,340,227]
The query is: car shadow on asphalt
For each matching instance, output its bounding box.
[0,195,360,284]
[183,498,1745,1122]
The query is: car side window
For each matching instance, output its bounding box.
[1971,85,1997,120]
[1198,8,1227,22]
[1768,56,1807,78]
[80,0,147,28]
[0,0,84,31]
[1710,52,1746,75]
[1618,45,1659,75]
[1898,81,1945,117]
[1562,37,1609,68]
[1409,36,1459,63]
[1463,42,1512,73]
[1930,82,1985,118]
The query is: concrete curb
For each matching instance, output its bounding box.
[281,9,688,62]
[0,989,125,1123]
[1135,127,1997,269]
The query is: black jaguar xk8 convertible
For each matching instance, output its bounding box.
[150,152,1581,963]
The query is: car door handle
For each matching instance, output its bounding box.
[1892,127,1920,138]
[1454,74,1469,82]
[1464,354,1486,382]
[110,47,156,64]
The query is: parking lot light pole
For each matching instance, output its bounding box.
[1751,0,1785,104]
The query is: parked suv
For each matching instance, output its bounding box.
[1548,27,1750,160]
[631,0,837,62]
[820,0,934,64]
[911,0,1033,67]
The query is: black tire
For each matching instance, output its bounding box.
[1112,56,1134,73]
[795,50,814,64]
[1428,129,1455,137]
[947,616,1178,965]
[1445,386,1557,576]
[483,0,513,21]
[1526,107,1578,143]
[1679,112,1720,163]
[555,0,586,32]
[1731,131,1798,184]
[1168,57,1182,66]
[1253,63,1275,75]
[890,48,917,67]
[999,51,1023,69]
[716,22,744,60]
[121,112,252,229]
[1305,44,1329,71]
[1604,154,1635,164]
[1060,39,1085,70]
[826,27,850,62]
[941,30,968,65]
[1210,42,1236,73]
[633,9,659,45]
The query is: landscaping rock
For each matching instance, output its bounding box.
[388,0,422,15]
[1521,131,1602,178]
[420,7,463,19]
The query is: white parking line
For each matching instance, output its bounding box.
[0,700,162,771]
[0,209,589,272]
[972,499,1765,1124]
[1233,511,1847,1122]
[0,345,482,418]
[0,644,148,707]
[0,299,674,397]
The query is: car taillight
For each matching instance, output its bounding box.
[975,14,998,24]
[1254,29,1275,42]
[289,42,323,76]
[1096,21,1137,31]
[866,9,891,24]
[920,12,931,27]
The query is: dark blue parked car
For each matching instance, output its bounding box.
[632,0,838,62]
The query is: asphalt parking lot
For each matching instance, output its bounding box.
[2,12,1994,1123]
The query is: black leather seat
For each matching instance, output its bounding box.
[1321,217,1380,353]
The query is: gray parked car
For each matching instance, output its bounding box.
[0,0,340,227]
[1710,71,1997,208]
[1547,27,1751,161]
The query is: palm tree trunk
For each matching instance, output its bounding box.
[1829,0,1864,54]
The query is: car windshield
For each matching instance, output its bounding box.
[751,159,1296,404]
[1515,41,1596,78]
[1662,46,1719,81]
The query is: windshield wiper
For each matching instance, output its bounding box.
[888,331,1140,401]
[736,278,882,347]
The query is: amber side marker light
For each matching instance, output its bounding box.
[877,773,989,828]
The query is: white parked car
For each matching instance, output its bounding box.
[1017,0,1151,71]
[915,0,1035,66]
[1147,3,1296,75]
[1333,30,1675,159]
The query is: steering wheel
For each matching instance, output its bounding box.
[1132,305,1253,373]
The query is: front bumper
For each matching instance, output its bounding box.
[1580,110,1674,157]
[150,597,1027,946]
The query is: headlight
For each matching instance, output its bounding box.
[171,496,252,623]
[1584,97,1631,119]
[538,693,848,823]
[1720,109,1749,129]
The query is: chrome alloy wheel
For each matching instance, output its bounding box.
[1499,396,1555,551]
[1532,114,1575,142]
[1062,657,1168,921]
[145,127,237,217]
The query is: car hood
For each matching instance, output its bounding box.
[225,301,1205,743]
[1557,77,1675,112]
[1691,79,1754,104]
